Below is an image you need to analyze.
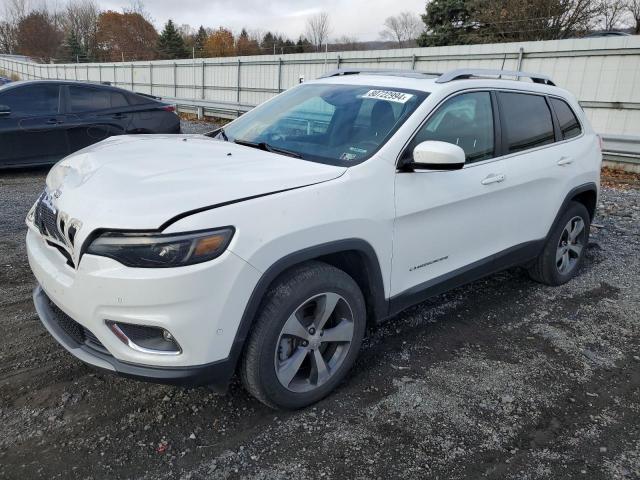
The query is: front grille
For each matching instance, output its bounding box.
[47,298,84,344]
[33,192,77,268]
[34,193,64,243]
[43,293,110,356]
[83,328,110,354]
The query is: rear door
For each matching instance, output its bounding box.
[63,85,130,153]
[494,91,569,244]
[0,83,68,166]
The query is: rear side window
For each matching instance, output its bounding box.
[550,98,581,140]
[498,92,554,153]
[68,86,129,112]
[0,84,60,115]
[128,93,153,105]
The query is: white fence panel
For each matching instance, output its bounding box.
[1,36,640,138]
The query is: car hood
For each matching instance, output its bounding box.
[45,135,346,231]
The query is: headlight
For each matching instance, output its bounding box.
[86,227,234,267]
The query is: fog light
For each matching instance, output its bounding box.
[106,321,181,355]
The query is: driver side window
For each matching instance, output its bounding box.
[404,91,495,164]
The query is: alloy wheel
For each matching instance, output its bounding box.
[274,292,355,393]
[556,216,586,274]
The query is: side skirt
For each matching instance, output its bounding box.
[388,239,544,317]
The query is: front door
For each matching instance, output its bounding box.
[392,91,516,299]
[0,83,68,166]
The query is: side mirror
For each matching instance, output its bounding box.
[404,140,465,171]
[0,105,10,116]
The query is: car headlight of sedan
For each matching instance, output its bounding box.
[86,227,234,267]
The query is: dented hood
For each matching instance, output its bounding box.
[45,135,346,232]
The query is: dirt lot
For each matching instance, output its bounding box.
[0,160,638,479]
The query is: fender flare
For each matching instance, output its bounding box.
[545,182,598,242]
[223,239,388,376]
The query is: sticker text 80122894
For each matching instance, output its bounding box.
[361,90,414,104]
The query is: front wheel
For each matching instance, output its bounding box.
[528,201,590,286]
[240,261,366,410]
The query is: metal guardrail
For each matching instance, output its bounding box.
[602,135,640,165]
[161,97,254,120]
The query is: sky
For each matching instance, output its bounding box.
[96,0,426,41]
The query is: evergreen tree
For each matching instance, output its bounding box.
[417,0,476,47]
[61,30,87,63]
[236,28,260,56]
[262,31,276,53]
[295,36,313,53]
[193,25,207,57]
[157,19,188,59]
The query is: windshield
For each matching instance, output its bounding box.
[219,83,428,165]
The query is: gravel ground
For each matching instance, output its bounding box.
[179,119,218,135]
[0,130,638,479]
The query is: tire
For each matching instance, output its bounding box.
[528,201,590,286]
[240,261,366,410]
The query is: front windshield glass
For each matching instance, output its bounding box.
[220,83,429,165]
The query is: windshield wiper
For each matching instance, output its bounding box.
[234,139,303,159]
[204,126,228,141]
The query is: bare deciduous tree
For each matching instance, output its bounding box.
[470,0,602,42]
[333,35,362,51]
[628,0,640,33]
[305,12,331,50]
[0,0,29,53]
[597,0,630,30]
[64,0,99,58]
[380,11,423,47]
[125,0,152,22]
[4,0,30,24]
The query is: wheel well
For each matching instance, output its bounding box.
[315,250,383,327]
[571,189,597,220]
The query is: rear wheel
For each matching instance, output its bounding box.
[528,201,590,286]
[240,261,366,410]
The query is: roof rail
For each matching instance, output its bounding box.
[435,68,555,86]
[320,68,440,79]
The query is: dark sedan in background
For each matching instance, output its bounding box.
[0,80,180,168]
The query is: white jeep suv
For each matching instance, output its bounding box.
[26,68,601,409]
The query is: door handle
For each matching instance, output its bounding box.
[45,118,61,125]
[111,113,127,119]
[557,156,573,166]
[481,173,506,185]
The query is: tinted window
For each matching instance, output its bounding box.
[68,86,128,112]
[550,98,581,140]
[499,92,554,153]
[405,91,495,163]
[128,93,153,105]
[0,84,60,115]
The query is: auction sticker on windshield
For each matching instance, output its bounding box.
[361,90,414,103]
